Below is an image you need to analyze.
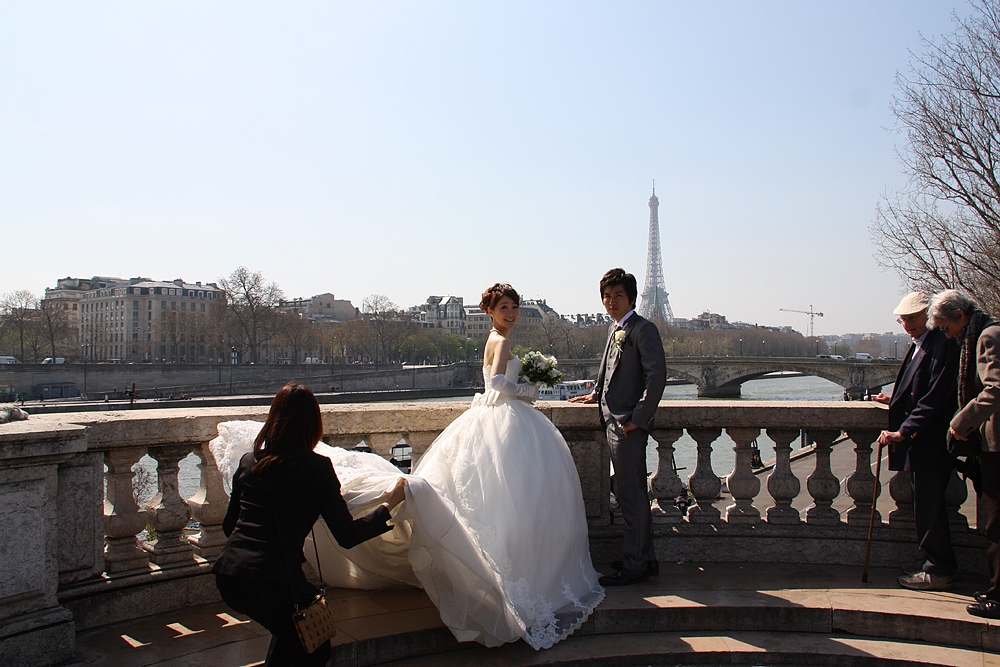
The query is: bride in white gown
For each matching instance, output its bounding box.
[210,283,604,650]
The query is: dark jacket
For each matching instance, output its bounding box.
[887,328,959,471]
[212,450,392,591]
[596,313,667,432]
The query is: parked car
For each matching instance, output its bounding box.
[41,357,66,364]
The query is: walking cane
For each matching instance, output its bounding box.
[861,439,885,583]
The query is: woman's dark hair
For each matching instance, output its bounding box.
[252,382,323,473]
[480,283,520,311]
[600,268,638,307]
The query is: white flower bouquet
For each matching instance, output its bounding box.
[518,351,565,387]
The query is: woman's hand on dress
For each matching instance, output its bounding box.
[383,478,407,511]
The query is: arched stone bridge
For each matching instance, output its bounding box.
[557,357,899,399]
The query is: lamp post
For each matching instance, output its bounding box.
[230,346,236,394]
[81,345,88,398]
[762,340,766,357]
[739,338,743,356]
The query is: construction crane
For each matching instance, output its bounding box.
[779,306,824,338]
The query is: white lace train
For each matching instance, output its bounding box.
[210,360,604,650]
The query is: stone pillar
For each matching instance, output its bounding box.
[0,423,86,666]
[888,470,915,528]
[104,446,150,574]
[687,428,722,523]
[143,444,194,566]
[58,450,104,585]
[845,429,881,527]
[805,430,841,526]
[649,429,684,522]
[765,428,801,524]
[564,427,609,526]
[726,428,761,524]
[186,441,229,560]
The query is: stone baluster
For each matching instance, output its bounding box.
[143,444,194,566]
[686,428,722,523]
[725,428,761,524]
[844,429,881,527]
[186,441,230,560]
[103,446,149,574]
[765,428,801,524]
[805,430,841,525]
[562,427,610,525]
[649,429,685,522]
[945,469,970,531]
[888,471,915,527]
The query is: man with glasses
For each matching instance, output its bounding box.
[873,292,960,590]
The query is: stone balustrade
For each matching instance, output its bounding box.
[0,400,986,666]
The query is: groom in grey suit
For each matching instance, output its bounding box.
[572,268,666,585]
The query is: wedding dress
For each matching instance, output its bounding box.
[209,358,604,650]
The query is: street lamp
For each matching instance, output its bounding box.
[229,346,237,394]
[762,340,766,357]
[739,338,743,356]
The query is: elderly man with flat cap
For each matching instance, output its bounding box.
[874,292,960,590]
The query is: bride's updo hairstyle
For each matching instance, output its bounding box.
[480,283,520,312]
[252,382,324,473]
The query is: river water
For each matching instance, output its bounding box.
[156,374,880,504]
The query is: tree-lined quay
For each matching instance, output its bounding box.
[0,399,985,665]
[2,265,848,368]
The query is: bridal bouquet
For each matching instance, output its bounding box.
[519,351,565,387]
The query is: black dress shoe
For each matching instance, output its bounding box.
[611,560,659,576]
[967,600,1000,619]
[599,567,648,587]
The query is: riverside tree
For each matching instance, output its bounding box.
[871,0,1000,314]
[218,267,284,364]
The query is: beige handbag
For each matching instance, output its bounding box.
[291,533,337,653]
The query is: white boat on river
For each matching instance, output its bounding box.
[537,379,595,401]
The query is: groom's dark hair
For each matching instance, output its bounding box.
[600,268,638,307]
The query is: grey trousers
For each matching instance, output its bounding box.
[606,421,655,571]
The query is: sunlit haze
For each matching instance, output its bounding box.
[0,1,971,335]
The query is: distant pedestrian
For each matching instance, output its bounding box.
[873,292,959,591]
[928,290,1000,618]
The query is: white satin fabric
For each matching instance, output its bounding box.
[209,358,604,650]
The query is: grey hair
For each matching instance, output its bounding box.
[928,289,979,325]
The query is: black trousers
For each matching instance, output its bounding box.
[981,452,1000,600]
[215,573,331,667]
[912,466,957,576]
[606,422,655,572]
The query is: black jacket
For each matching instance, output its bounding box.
[887,328,959,471]
[212,450,392,589]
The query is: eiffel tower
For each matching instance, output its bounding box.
[637,181,674,323]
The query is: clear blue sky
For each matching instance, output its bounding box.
[0,1,972,335]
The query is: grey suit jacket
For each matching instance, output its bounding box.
[595,313,667,432]
[952,321,1000,452]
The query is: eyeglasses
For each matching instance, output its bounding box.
[896,315,924,325]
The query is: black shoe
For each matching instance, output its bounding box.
[968,600,1000,619]
[611,560,659,576]
[974,591,991,604]
[599,567,648,587]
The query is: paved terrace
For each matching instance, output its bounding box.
[0,400,994,665]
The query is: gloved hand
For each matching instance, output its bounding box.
[490,374,539,401]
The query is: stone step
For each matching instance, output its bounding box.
[376,630,994,667]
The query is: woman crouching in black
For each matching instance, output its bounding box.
[213,382,406,665]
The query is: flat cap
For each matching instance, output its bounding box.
[893,292,929,316]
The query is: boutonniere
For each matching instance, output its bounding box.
[613,329,627,350]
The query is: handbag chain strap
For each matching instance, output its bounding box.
[268,471,325,614]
